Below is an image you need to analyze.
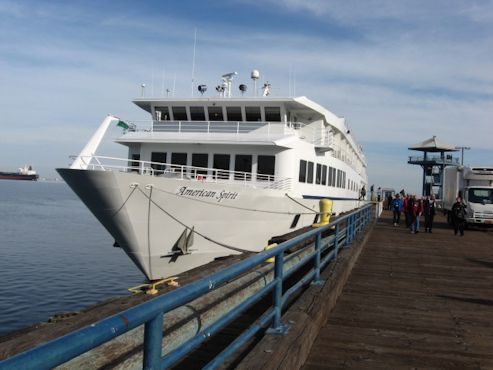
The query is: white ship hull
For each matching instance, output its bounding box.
[58,168,363,280]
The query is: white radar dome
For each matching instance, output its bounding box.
[251,70,260,80]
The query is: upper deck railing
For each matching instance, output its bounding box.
[74,155,293,191]
[125,120,335,147]
[0,204,373,370]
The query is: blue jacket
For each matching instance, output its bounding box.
[391,198,403,212]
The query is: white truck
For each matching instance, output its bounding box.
[443,166,493,226]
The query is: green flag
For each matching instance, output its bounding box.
[116,120,129,130]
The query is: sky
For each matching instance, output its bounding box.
[1,0,492,193]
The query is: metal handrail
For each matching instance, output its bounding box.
[0,204,373,370]
[72,155,293,191]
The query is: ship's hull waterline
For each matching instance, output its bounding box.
[57,168,362,280]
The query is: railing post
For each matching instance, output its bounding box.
[312,232,322,285]
[346,216,352,245]
[143,313,163,370]
[334,223,340,257]
[267,252,288,335]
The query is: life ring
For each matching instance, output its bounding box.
[197,175,204,182]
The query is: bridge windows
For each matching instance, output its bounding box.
[172,107,188,121]
[226,107,243,121]
[155,107,170,121]
[265,107,281,122]
[245,106,262,121]
[208,106,224,121]
[190,106,206,121]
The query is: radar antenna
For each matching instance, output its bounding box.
[251,69,260,96]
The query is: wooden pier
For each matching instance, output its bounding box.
[301,211,493,369]
[239,211,493,370]
[2,208,493,369]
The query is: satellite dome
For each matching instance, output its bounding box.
[251,70,260,80]
[239,84,247,93]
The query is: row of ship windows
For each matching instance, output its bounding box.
[299,160,359,192]
[154,106,282,122]
[132,152,276,180]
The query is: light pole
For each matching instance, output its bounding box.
[455,146,471,165]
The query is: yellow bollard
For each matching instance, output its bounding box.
[312,199,333,227]
[263,243,278,263]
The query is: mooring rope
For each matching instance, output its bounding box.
[112,185,138,217]
[136,186,252,253]
[284,193,319,213]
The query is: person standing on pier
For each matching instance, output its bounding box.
[405,195,415,231]
[412,196,423,233]
[392,194,403,226]
[423,195,436,233]
[452,197,467,236]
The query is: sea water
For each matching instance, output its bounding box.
[0,180,144,336]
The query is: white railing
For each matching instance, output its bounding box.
[127,120,297,137]
[72,155,292,191]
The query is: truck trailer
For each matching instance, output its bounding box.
[443,166,493,225]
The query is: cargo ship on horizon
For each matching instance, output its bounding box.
[0,165,39,181]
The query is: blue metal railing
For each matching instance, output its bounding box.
[0,204,373,370]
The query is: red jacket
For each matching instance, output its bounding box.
[413,199,423,216]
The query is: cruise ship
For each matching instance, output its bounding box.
[57,71,368,281]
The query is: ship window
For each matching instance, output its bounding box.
[316,164,322,185]
[226,107,243,121]
[155,107,170,121]
[336,170,340,188]
[208,106,224,121]
[258,155,275,181]
[322,165,327,185]
[130,154,140,172]
[172,107,187,121]
[190,106,206,121]
[245,106,261,121]
[151,152,167,173]
[213,154,230,179]
[171,152,187,173]
[307,161,314,184]
[328,167,333,187]
[265,107,281,122]
[234,155,252,181]
[192,153,208,176]
[299,160,307,183]
[343,172,346,189]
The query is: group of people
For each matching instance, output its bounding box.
[391,193,436,233]
[389,192,468,235]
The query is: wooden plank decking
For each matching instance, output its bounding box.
[302,211,493,369]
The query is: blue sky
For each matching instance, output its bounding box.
[1,0,492,193]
